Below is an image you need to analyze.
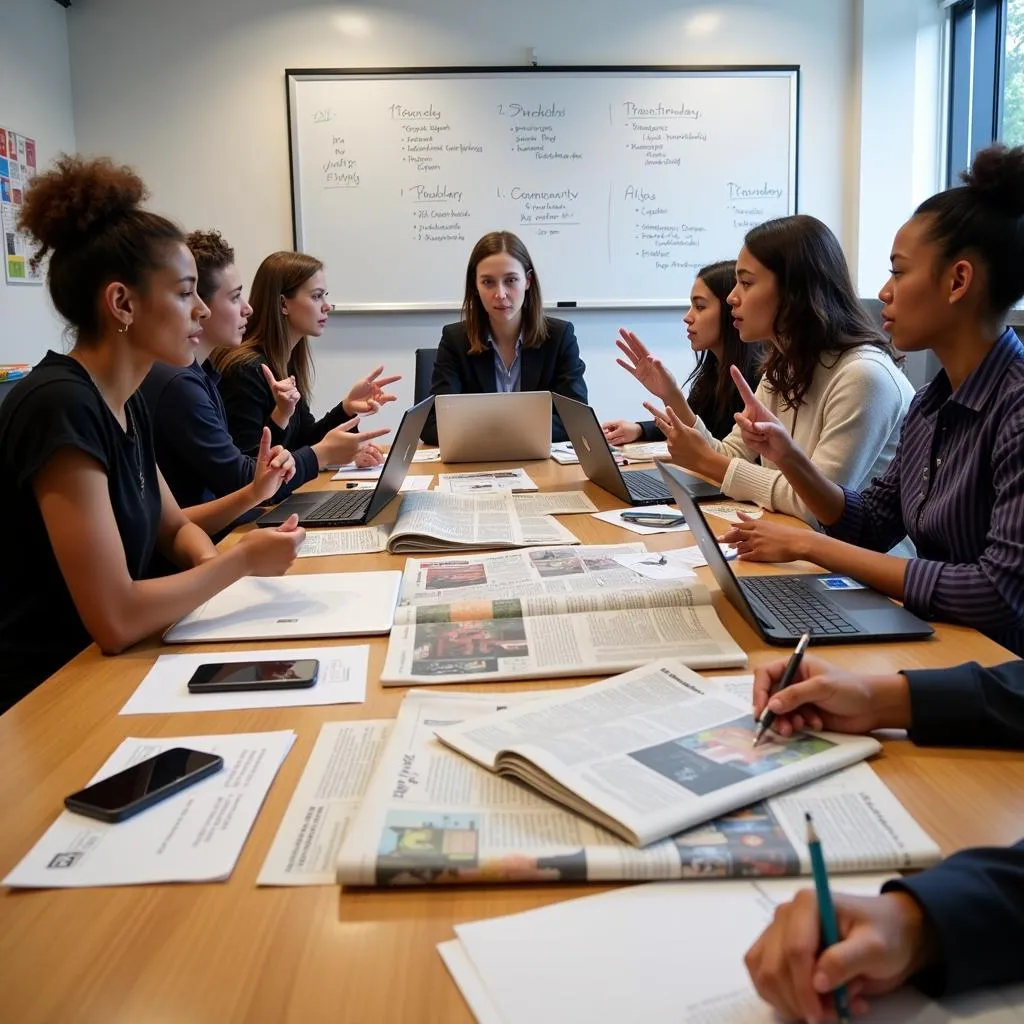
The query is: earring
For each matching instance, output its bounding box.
[117,323,129,335]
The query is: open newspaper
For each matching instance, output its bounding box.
[434,659,882,847]
[380,545,746,685]
[385,491,578,554]
[336,685,939,885]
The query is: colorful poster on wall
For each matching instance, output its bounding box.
[1,126,42,285]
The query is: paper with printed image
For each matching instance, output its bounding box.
[381,545,745,685]
[435,659,888,848]
[336,685,938,886]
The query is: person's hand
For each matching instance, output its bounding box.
[719,515,810,562]
[249,428,297,504]
[602,419,643,446]
[643,401,717,475]
[730,366,795,464]
[343,366,401,417]
[752,654,911,737]
[745,889,938,1022]
[236,514,305,575]
[615,328,683,405]
[261,363,301,427]
[353,442,385,468]
[318,417,391,467]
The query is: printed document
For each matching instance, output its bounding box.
[258,720,391,885]
[4,731,295,888]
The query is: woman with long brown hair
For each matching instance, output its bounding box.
[644,215,914,526]
[420,230,588,445]
[601,260,764,445]
[214,251,397,466]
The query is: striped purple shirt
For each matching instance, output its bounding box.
[826,328,1024,655]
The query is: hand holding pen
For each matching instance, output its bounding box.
[752,633,810,747]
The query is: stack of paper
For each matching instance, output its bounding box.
[4,731,296,887]
[440,877,1024,1023]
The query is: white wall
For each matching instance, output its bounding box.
[0,0,76,365]
[66,0,860,428]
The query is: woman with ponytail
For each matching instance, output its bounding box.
[0,156,305,711]
[721,144,1024,654]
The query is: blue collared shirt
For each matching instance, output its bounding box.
[490,335,522,393]
[826,328,1024,654]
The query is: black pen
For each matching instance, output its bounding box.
[752,632,810,747]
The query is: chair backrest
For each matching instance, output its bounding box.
[861,297,884,327]
[414,348,437,404]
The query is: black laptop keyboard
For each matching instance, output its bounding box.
[624,470,673,501]
[741,576,859,636]
[302,489,372,523]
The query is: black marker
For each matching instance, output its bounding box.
[556,301,577,308]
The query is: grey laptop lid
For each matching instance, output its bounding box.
[257,396,434,527]
[436,392,551,463]
[657,462,934,645]
[551,393,722,504]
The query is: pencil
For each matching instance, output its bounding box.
[806,812,852,1024]
[752,632,810,747]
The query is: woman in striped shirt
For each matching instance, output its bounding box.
[720,143,1024,655]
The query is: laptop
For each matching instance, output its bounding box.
[657,462,935,645]
[551,393,724,505]
[436,392,552,463]
[256,396,434,528]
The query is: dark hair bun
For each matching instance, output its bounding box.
[961,144,1024,218]
[19,154,147,256]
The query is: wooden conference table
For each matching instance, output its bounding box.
[1,457,1023,1023]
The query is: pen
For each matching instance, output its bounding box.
[805,812,852,1024]
[752,632,810,747]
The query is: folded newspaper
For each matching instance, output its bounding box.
[380,545,747,684]
[434,659,883,847]
[336,683,938,885]
[384,490,578,554]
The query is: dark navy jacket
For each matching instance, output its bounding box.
[420,317,587,445]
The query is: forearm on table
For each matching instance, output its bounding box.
[798,532,908,599]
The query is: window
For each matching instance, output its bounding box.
[947,0,1004,182]
[1002,0,1024,145]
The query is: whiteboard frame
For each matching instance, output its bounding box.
[285,66,800,313]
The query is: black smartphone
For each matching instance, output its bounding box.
[64,748,224,823]
[620,511,687,527]
[186,658,320,694]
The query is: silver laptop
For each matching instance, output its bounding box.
[658,462,935,646]
[436,392,552,463]
[256,397,434,528]
[552,393,724,505]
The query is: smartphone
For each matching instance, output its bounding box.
[186,658,320,694]
[64,748,224,823]
[620,511,687,527]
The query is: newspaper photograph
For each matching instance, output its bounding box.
[336,690,939,887]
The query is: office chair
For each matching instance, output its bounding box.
[414,348,437,404]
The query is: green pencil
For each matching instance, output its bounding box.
[806,812,852,1024]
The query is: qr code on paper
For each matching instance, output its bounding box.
[48,851,83,869]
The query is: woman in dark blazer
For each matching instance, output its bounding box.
[421,231,588,445]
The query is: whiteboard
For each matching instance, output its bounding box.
[286,67,799,311]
